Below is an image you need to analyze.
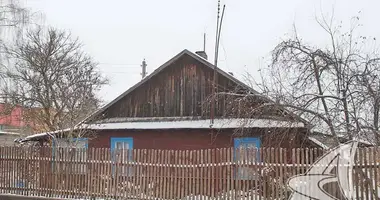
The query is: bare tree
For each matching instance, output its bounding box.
[246,14,380,145]
[0,0,34,63]
[0,1,39,134]
[208,14,380,147]
[4,27,108,136]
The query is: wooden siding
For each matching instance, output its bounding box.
[102,55,247,119]
[89,128,308,150]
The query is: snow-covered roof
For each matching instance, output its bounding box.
[308,132,375,149]
[18,118,305,142]
[0,131,21,136]
[307,136,329,149]
[88,118,304,130]
[18,127,81,142]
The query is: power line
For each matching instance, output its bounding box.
[95,69,141,73]
[103,72,141,74]
[98,63,140,66]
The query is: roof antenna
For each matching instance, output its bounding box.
[141,59,147,79]
[203,32,206,52]
[211,0,226,125]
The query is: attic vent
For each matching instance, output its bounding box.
[195,51,208,60]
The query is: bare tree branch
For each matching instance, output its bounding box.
[3,27,108,137]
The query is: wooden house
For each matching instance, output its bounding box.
[19,49,312,150]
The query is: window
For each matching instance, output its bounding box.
[234,137,261,180]
[53,138,88,174]
[110,137,133,176]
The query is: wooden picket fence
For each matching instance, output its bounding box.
[0,146,379,199]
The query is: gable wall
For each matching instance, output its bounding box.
[102,55,246,119]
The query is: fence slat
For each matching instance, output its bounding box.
[100,148,104,198]
[366,148,377,199]
[87,148,92,198]
[359,148,364,199]
[1,147,5,194]
[141,149,147,199]
[2,146,6,194]
[97,148,103,198]
[221,148,226,199]
[274,147,279,200]
[217,148,221,198]
[5,146,8,194]
[236,147,240,200]
[173,150,178,199]
[152,149,158,199]
[168,149,172,199]
[146,149,152,200]
[0,147,3,193]
[224,148,229,200]
[184,149,188,198]
[364,147,369,200]
[164,150,169,199]
[190,150,195,200]
[374,147,378,199]
[158,149,164,199]
[281,148,286,200]
[253,147,258,200]
[180,150,185,199]
[205,149,210,198]
[111,148,116,199]
[242,147,247,197]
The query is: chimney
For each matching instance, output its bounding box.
[195,51,208,60]
[196,33,208,60]
[141,59,147,79]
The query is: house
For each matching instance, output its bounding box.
[0,103,42,135]
[18,49,313,151]
[0,131,21,146]
[0,103,56,134]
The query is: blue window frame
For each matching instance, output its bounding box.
[234,137,261,180]
[110,137,133,176]
[234,137,261,150]
[110,137,133,151]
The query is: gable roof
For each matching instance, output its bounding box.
[17,49,312,143]
[85,49,261,123]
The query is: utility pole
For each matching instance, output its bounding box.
[141,59,147,79]
[211,0,226,125]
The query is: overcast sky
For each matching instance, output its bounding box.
[23,0,380,103]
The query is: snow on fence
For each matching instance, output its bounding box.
[0,146,378,199]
